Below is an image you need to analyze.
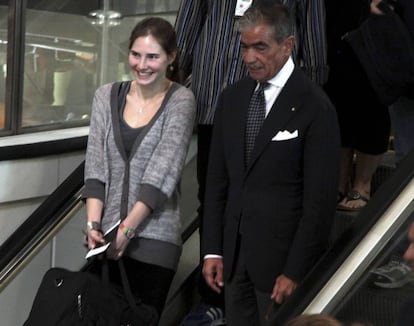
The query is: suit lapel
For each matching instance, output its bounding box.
[246,68,305,171]
[230,80,256,173]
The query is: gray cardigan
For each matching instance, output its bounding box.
[84,81,196,247]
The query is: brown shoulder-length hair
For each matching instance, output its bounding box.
[284,314,343,326]
[128,17,180,82]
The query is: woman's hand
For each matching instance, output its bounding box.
[370,0,394,15]
[107,228,130,260]
[105,201,150,259]
[85,198,105,249]
[87,229,105,249]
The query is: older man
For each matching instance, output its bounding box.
[201,2,340,325]
[175,1,329,320]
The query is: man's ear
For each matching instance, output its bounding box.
[283,35,296,56]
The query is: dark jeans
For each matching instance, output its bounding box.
[197,124,225,309]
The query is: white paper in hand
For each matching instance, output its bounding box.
[85,220,120,259]
[85,243,111,259]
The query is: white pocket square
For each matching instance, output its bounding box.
[272,129,298,141]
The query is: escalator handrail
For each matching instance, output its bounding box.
[270,148,414,325]
[0,161,85,279]
[0,135,88,161]
[0,158,199,287]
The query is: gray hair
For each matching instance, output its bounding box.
[237,2,294,43]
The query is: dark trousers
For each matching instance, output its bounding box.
[225,237,276,326]
[87,257,175,316]
[197,124,225,309]
[196,124,213,227]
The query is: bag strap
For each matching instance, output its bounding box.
[93,254,134,305]
[101,255,110,283]
[118,259,158,323]
[95,255,139,307]
[117,258,138,308]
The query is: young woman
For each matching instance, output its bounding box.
[83,17,196,318]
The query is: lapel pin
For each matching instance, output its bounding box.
[291,107,296,112]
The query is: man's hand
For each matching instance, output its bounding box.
[271,274,298,304]
[202,258,224,294]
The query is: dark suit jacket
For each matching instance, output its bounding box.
[202,66,340,292]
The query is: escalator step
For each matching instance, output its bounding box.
[335,284,414,326]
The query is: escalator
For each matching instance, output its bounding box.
[1,147,414,326]
[270,148,414,325]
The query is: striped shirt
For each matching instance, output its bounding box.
[175,0,328,125]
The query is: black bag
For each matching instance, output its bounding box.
[23,258,158,326]
[344,0,414,105]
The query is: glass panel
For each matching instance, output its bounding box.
[331,221,414,326]
[0,4,6,130]
[23,1,100,127]
[301,174,414,326]
[290,152,414,326]
[22,0,181,129]
[92,1,181,92]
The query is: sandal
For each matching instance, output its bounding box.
[337,190,369,211]
[337,191,345,203]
